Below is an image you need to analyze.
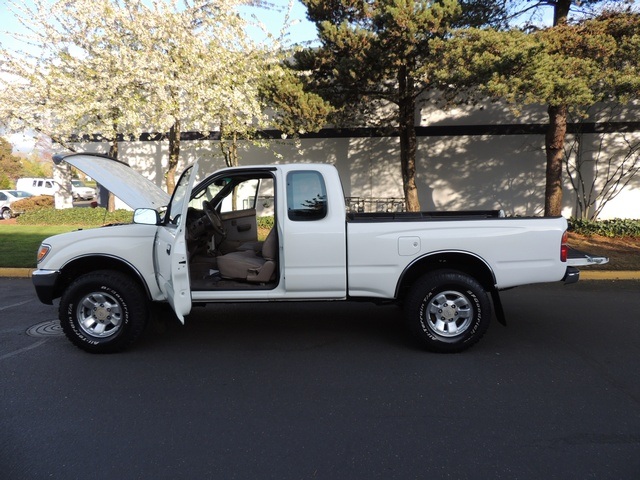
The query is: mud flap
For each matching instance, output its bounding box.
[490,288,507,326]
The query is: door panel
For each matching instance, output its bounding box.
[282,170,347,296]
[154,164,199,322]
[221,208,258,249]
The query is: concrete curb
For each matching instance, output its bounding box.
[1,268,639,280]
[579,271,640,281]
[0,268,35,278]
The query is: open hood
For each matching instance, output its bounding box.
[53,153,170,210]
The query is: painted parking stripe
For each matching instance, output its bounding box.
[0,299,32,311]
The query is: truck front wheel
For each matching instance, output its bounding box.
[59,270,148,353]
[404,270,491,353]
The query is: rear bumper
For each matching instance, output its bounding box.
[32,269,60,304]
[562,266,580,284]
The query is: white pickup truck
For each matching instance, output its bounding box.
[32,153,604,354]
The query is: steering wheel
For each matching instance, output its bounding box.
[202,200,226,238]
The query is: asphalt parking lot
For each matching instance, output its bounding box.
[1,277,639,479]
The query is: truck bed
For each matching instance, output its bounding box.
[347,210,505,222]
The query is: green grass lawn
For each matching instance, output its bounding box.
[0,225,79,268]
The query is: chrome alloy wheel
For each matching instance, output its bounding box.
[76,291,124,338]
[425,290,474,338]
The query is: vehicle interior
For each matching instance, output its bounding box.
[185,172,278,291]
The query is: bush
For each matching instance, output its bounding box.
[17,207,133,226]
[12,195,55,213]
[568,218,640,237]
[0,173,11,189]
[257,216,274,230]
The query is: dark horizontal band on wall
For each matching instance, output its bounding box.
[74,121,640,143]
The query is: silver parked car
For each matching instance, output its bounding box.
[71,180,96,200]
[0,190,33,219]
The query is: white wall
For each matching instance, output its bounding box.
[76,101,640,219]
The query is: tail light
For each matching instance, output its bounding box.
[560,231,569,262]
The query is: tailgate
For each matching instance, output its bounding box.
[567,247,609,267]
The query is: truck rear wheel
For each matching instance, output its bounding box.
[404,270,491,353]
[59,270,148,353]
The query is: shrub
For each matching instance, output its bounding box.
[17,207,133,226]
[257,216,274,230]
[12,195,55,213]
[568,218,640,237]
[0,173,11,189]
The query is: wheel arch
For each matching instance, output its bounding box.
[55,254,153,302]
[395,251,497,301]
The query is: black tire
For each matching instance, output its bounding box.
[404,270,491,353]
[59,270,148,353]
[1,208,11,220]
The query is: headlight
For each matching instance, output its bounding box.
[37,244,51,263]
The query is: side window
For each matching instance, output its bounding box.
[189,176,273,215]
[286,171,327,221]
[220,179,260,213]
[0,193,6,200]
[165,166,193,226]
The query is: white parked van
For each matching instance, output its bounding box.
[16,178,59,196]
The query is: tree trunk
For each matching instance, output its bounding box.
[544,104,567,217]
[166,120,181,194]
[542,0,571,217]
[553,0,571,25]
[220,132,239,211]
[107,138,118,213]
[220,129,239,168]
[398,67,420,212]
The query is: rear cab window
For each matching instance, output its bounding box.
[286,171,327,221]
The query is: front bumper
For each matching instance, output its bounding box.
[32,269,60,304]
[562,266,580,284]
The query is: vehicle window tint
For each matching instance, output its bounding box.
[0,193,6,200]
[286,171,327,221]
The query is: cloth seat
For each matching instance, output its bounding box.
[216,229,278,282]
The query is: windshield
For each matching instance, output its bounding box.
[165,166,193,225]
[9,190,32,198]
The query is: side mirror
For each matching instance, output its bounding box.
[133,208,160,225]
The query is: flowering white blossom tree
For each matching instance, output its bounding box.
[0,0,322,194]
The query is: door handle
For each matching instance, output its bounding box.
[166,244,171,255]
